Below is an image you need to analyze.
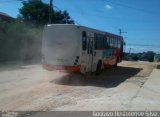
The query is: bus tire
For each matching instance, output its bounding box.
[96,61,102,75]
[114,63,117,67]
[114,57,118,67]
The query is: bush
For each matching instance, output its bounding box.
[0,19,42,63]
[123,51,156,62]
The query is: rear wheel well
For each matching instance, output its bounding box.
[98,60,102,65]
[117,57,120,63]
[96,60,102,75]
[114,57,118,67]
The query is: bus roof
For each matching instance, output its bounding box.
[105,32,123,40]
[46,24,123,40]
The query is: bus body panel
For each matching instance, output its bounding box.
[42,24,81,71]
[78,26,106,73]
[42,24,124,74]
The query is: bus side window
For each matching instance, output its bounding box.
[111,37,114,48]
[107,37,110,48]
[118,39,121,48]
[95,34,103,50]
[114,38,117,48]
[104,37,108,49]
[116,39,118,48]
[94,34,97,49]
[109,37,111,47]
[103,37,105,49]
[113,38,115,48]
[82,31,87,50]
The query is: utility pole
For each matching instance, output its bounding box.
[129,48,132,55]
[119,28,127,36]
[49,0,53,24]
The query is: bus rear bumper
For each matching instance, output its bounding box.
[42,64,81,72]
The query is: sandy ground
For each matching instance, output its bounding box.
[0,61,159,111]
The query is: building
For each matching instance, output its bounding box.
[154,54,160,62]
[0,12,15,22]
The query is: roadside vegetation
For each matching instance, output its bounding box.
[0,0,156,63]
[0,0,74,63]
[124,51,156,62]
[0,19,42,62]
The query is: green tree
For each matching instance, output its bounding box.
[18,0,74,26]
[132,54,139,61]
[146,51,155,62]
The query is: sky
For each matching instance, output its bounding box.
[0,0,160,53]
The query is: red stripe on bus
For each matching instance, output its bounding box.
[42,64,81,72]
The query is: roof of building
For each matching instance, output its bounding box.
[155,54,160,58]
[0,12,15,22]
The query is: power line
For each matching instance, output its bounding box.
[59,1,99,27]
[119,28,127,36]
[103,0,160,15]
[0,0,25,3]
[126,43,160,47]
[54,5,80,25]
[63,1,125,32]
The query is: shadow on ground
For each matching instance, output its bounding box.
[52,66,142,88]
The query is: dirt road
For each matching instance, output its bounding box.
[0,61,158,111]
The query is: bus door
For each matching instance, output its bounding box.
[87,33,94,72]
[81,31,94,73]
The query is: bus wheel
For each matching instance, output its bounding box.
[114,57,118,67]
[114,63,117,67]
[96,61,102,75]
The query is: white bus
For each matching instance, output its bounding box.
[42,24,124,74]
